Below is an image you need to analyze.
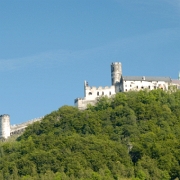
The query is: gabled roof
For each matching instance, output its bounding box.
[122,76,171,82]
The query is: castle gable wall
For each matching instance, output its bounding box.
[85,85,115,100]
[123,80,169,92]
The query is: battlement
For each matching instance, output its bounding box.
[75,79,117,110]
[74,97,85,103]
[85,85,115,90]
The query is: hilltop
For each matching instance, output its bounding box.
[0,89,180,180]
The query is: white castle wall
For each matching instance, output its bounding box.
[85,84,116,100]
[123,80,169,92]
[74,81,116,110]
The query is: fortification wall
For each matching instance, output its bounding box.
[74,98,97,110]
[10,117,44,136]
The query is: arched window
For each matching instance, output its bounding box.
[97,92,99,96]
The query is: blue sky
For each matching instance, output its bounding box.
[0,0,180,124]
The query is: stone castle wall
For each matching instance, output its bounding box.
[10,117,43,136]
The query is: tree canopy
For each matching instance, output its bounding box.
[1,89,180,180]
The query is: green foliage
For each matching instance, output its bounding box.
[0,90,180,179]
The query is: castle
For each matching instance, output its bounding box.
[1,62,180,139]
[74,62,180,110]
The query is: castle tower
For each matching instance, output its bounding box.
[0,114,10,139]
[111,62,122,85]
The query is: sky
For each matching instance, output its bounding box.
[0,0,180,124]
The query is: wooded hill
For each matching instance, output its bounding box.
[1,89,180,180]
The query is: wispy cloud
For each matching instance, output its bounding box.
[0,47,105,72]
[0,27,179,72]
[0,50,70,71]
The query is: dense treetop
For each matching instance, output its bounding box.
[1,89,180,180]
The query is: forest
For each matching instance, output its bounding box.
[0,89,180,180]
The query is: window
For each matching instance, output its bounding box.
[102,91,104,95]
[125,89,127,91]
[109,91,111,95]
[88,92,92,95]
[97,92,99,96]
[130,85,132,87]
[136,86,138,89]
[149,86,151,89]
[154,86,156,89]
[141,86,144,89]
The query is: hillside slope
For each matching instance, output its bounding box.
[1,89,180,180]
